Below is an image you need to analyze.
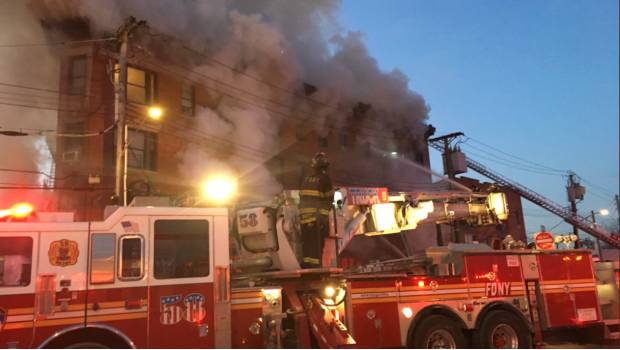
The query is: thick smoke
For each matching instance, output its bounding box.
[27,0,430,200]
[0,1,59,209]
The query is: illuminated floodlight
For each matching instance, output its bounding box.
[201,175,237,203]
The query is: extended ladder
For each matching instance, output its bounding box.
[429,140,620,249]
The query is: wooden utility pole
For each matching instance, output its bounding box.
[566,173,583,248]
[114,17,144,206]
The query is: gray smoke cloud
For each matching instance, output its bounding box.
[0,1,59,209]
[26,0,430,201]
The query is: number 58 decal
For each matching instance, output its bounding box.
[238,213,258,228]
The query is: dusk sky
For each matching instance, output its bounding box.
[340,0,619,237]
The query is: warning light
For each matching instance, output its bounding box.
[417,280,425,288]
[11,203,34,218]
[0,202,34,219]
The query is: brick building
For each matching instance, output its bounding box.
[45,19,524,261]
[49,23,433,221]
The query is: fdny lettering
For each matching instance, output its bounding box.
[160,293,207,325]
[485,282,512,297]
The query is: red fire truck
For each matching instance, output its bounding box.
[0,189,617,348]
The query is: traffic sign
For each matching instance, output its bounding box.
[534,231,555,250]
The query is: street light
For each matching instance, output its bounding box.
[147,105,164,120]
[599,209,610,216]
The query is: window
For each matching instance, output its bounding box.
[154,220,210,279]
[0,237,33,287]
[128,66,156,104]
[90,233,115,284]
[63,122,84,154]
[181,82,195,116]
[119,235,144,280]
[115,65,156,104]
[127,128,157,170]
[68,55,87,95]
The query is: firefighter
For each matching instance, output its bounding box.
[299,152,333,268]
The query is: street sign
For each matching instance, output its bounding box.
[534,231,555,250]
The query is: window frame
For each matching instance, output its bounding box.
[68,55,87,95]
[127,128,158,171]
[115,64,157,105]
[181,81,195,117]
[0,236,34,289]
[118,234,145,281]
[153,219,211,281]
[89,233,116,285]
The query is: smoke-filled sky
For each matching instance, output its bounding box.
[339,0,619,236]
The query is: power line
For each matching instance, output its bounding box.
[467,136,567,173]
[461,146,564,176]
[461,142,565,174]
[0,37,116,48]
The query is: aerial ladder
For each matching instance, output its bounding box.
[428,134,620,249]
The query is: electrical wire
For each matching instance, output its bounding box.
[460,146,564,176]
[461,142,565,175]
[0,37,116,48]
[466,136,567,173]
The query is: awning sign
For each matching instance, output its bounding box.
[346,187,389,205]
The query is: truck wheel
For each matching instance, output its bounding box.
[474,310,532,349]
[65,342,108,349]
[412,314,467,348]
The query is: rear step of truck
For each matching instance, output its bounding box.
[283,285,356,348]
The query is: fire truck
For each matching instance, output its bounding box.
[0,188,617,348]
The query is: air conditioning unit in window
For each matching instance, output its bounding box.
[62,150,80,162]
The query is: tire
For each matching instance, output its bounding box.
[65,342,108,349]
[473,310,533,349]
[411,314,467,349]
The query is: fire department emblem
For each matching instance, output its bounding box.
[48,239,79,267]
[160,293,207,325]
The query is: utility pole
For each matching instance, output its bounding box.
[428,132,465,242]
[114,17,144,206]
[428,132,464,180]
[566,173,585,248]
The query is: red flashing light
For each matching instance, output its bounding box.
[11,203,34,218]
[0,202,35,220]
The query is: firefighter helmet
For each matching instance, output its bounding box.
[311,152,329,169]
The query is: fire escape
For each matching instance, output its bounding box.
[428,135,620,249]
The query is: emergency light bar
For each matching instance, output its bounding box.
[0,202,34,219]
